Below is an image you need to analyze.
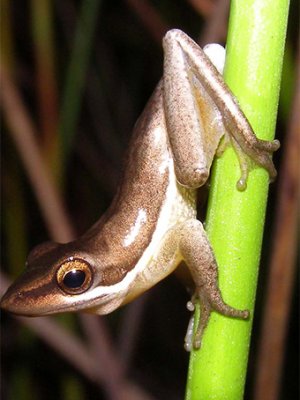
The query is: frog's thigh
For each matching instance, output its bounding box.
[163,31,224,189]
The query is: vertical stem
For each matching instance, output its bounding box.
[186,0,289,399]
[254,47,299,400]
[1,1,28,276]
[31,0,58,147]
[0,0,14,70]
[31,0,60,179]
[59,0,102,159]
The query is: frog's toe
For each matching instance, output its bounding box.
[256,138,280,152]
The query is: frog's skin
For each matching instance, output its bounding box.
[1,30,279,350]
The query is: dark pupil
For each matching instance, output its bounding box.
[63,270,86,289]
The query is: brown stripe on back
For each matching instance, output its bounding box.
[81,82,171,286]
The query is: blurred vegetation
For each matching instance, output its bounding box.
[1,1,298,399]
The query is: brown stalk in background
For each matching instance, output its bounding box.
[198,0,229,45]
[254,46,300,400]
[31,0,59,153]
[0,66,73,243]
[188,0,215,17]
[125,0,169,43]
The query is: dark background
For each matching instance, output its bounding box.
[1,1,299,399]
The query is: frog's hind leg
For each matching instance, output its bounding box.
[162,29,226,189]
[178,219,249,350]
[162,29,279,190]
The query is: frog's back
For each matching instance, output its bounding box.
[81,83,196,277]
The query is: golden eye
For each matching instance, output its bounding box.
[56,259,93,294]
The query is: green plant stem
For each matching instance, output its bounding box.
[186,0,289,399]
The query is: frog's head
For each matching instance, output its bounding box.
[1,240,127,316]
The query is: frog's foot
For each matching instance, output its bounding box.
[231,136,280,191]
[184,291,249,351]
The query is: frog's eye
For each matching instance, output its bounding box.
[56,259,93,294]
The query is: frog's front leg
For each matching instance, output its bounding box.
[178,220,249,350]
[162,29,279,190]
